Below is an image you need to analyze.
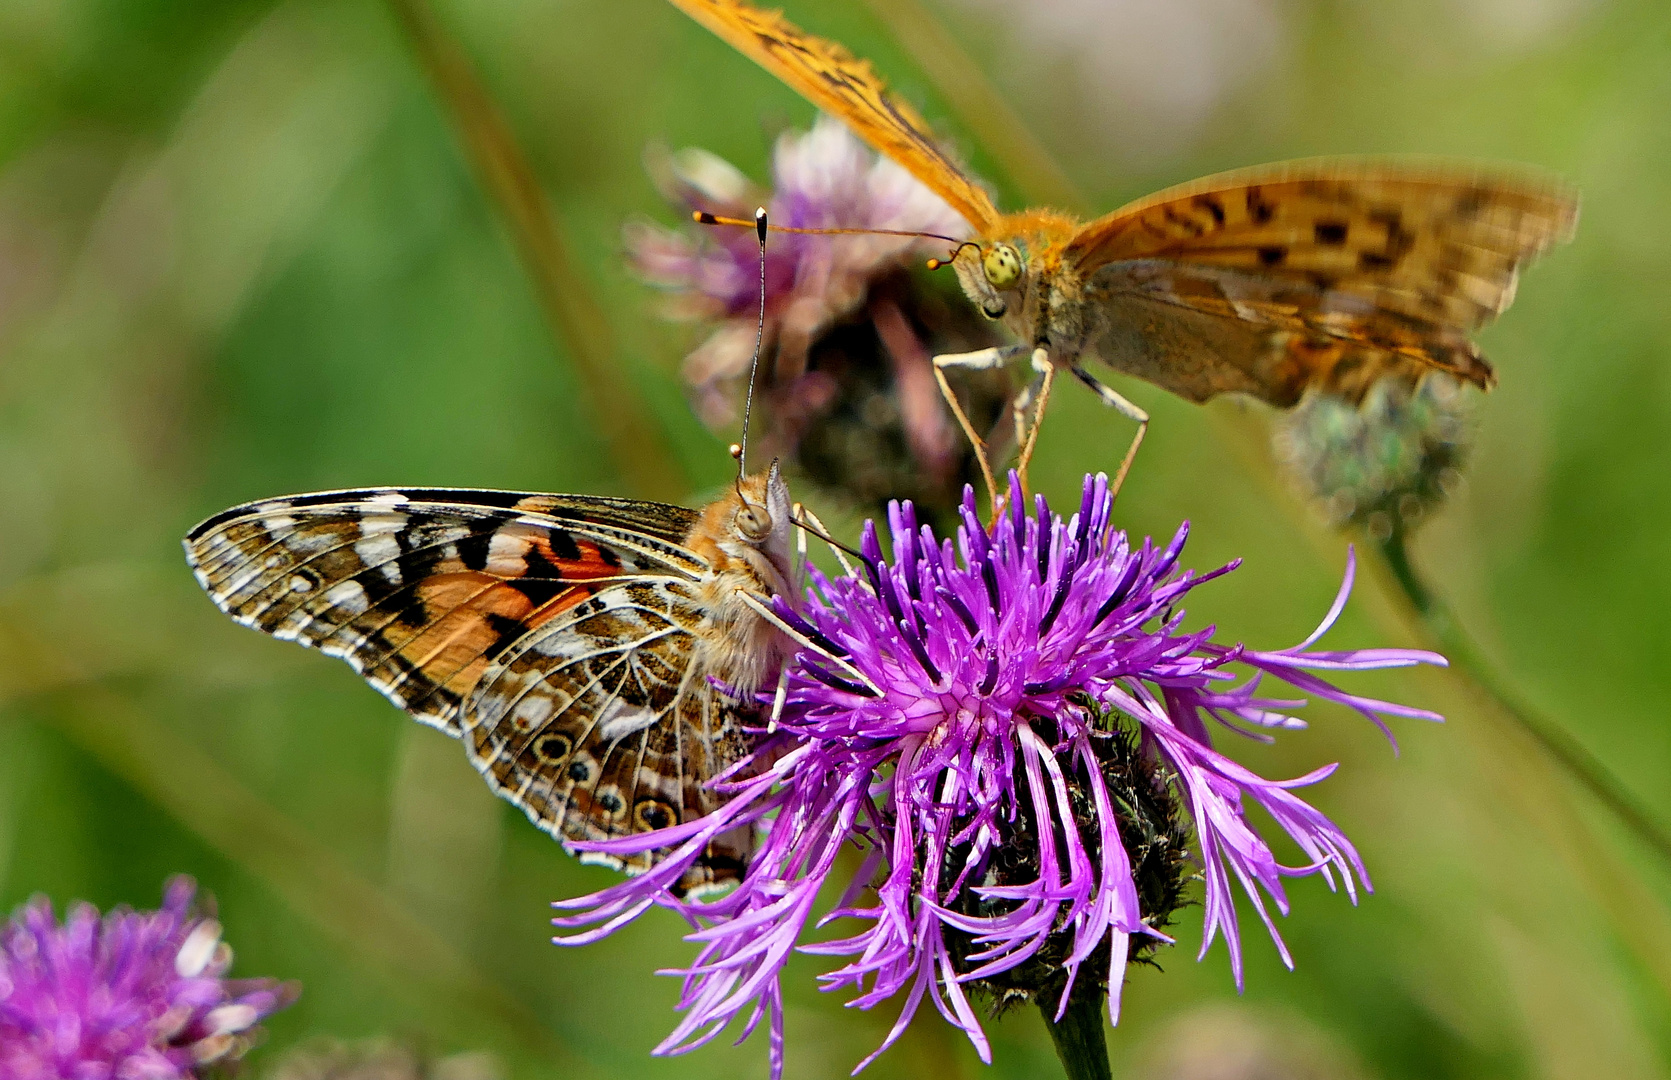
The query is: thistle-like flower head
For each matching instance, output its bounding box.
[1275,374,1472,538]
[553,474,1444,1079]
[0,877,295,1080]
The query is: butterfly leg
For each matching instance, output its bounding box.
[1071,364,1148,500]
[1014,348,1057,491]
[768,664,790,734]
[1009,373,1038,464]
[933,344,1027,512]
[792,502,810,594]
[792,504,859,578]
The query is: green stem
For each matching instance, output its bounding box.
[1375,529,1671,865]
[1039,995,1112,1080]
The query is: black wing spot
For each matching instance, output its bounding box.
[549,529,582,561]
[634,797,677,832]
[454,531,493,572]
[537,733,573,761]
[1359,251,1397,271]
[1314,221,1349,245]
[1192,195,1226,225]
[568,759,591,782]
[1368,209,1416,259]
[596,790,625,815]
[1162,205,1204,236]
[1247,189,1276,224]
[1258,246,1288,267]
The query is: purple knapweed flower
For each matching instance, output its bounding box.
[552,473,1444,1079]
[0,877,296,1080]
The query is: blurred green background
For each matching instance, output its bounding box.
[1,0,1668,1076]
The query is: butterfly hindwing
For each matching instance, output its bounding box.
[186,488,754,889]
[465,577,753,887]
[1065,161,1578,403]
[665,0,998,231]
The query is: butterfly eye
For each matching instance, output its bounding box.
[734,503,773,543]
[982,244,1022,290]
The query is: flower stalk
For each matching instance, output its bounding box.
[1040,995,1112,1080]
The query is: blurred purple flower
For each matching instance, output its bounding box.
[0,877,296,1080]
[626,119,1004,524]
[553,474,1444,1078]
[627,115,971,426]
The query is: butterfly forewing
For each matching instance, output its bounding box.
[185,487,759,891]
[665,0,997,231]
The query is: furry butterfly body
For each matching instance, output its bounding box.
[185,468,796,893]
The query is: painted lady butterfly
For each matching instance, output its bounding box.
[184,464,796,894]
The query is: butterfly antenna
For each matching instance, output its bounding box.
[926,241,982,270]
[733,206,769,485]
[695,211,971,269]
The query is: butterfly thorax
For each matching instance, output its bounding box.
[678,467,796,701]
[989,209,1079,248]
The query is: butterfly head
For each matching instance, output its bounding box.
[689,459,795,600]
[730,461,791,554]
[942,240,1026,322]
[684,460,796,698]
[982,243,1023,291]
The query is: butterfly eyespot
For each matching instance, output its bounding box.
[567,759,591,782]
[634,797,678,832]
[535,733,573,762]
[595,788,626,818]
[982,244,1022,290]
[734,503,772,543]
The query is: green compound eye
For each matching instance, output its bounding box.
[982,244,1022,289]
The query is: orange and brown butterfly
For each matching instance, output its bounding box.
[667,0,1578,492]
[183,465,802,895]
